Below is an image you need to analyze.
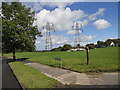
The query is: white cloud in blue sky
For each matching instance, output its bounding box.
[32,2,118,50]
[1,1,118,50]
[34,7,86,31]
[88,8,105,21]
[93,19,111,30]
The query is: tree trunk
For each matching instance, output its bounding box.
[13,50,16,60]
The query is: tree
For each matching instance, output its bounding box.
[77,44,80,48]
[105,39,112,47]
[63,44,72,51]
[52,44,72,51]
[86,43,95,49]
[112,39,120,46]
[52,46,62,51]
[97,41,105,48]
[61,47,66,51]
[2,2,42,60]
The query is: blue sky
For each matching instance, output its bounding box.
[28,2,118,50]
[10,1,118,50]
[0,0,119,50]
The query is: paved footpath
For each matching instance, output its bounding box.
[22,60,119,86]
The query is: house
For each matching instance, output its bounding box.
[110,42,115,46]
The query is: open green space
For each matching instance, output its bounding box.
[9,62,60,88]
[7,47,119,73]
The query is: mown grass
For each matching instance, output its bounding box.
[8,47,119,73]
[9,61,60,88]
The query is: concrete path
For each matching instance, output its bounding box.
[22,60,119,86]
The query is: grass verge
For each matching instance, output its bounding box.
[9,61,60,88]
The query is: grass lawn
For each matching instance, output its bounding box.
[7,47,119,73]
[9,61,60,88]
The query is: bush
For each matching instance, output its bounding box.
[89,45,95,49]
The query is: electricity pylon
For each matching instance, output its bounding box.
[43,22,55,50]
[72,22,83,47]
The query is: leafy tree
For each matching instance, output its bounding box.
[89,45,95,49]
[61,47,66,51]
[52,46,62,51]
[52,44,72,51]
[77,44,80,48]
[86,43,95,49]
[104,39,120,47]
[97,41,105,48]
[112,39,120,46]
[95,44,99,48]
[105,39,112,47]
[2,2,42,60]
[63,44,72,51]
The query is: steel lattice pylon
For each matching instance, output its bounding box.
[72,22,83,47]
[43,22,55,50]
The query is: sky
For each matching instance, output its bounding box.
[0,0,119,50]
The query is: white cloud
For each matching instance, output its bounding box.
[35,34,69,50]
[22,1,75,12]
[73,20,89,27]
[22,2,43,12]
[40,2,73,8]
[81,35,96,42]
[93,19,111,29]
[23,3,105,32]
[52,35,69,44]
[67,30,82,35]
[74,35,96,42]
[67,30,76,34]
[67,20,88,35]
[78,20,89,27]
[35,40,41,44]
[35,7,86,31]
[36,33,96,50]
[88,8,105,21]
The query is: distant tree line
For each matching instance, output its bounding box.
[52,38,120,51]
[85,39,120,49]
[52,44,72,51]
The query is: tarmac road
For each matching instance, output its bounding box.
[2,60,23,89]
[0,58,2,90]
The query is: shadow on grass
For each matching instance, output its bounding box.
[77,63,87,65]
[49,65,55,67]
[6,58,29,63]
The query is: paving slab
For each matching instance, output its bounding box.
[22,61,91,85]
[87,72,119,85]
[101,72,119,85]
[25,62,72,77]
[22,60,119,86]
